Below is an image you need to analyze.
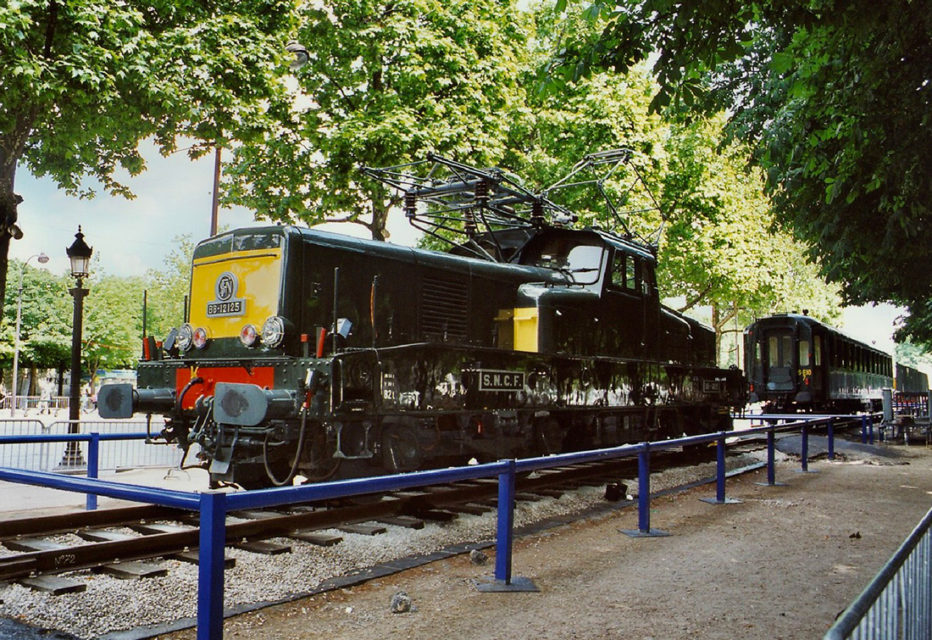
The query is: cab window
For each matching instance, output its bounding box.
[640,260,655,296]
[610,253,638,291]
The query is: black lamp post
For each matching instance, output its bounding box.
[61,227,92,467]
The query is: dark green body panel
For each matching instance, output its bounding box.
[117,225,744,489]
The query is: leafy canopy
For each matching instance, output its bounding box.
[224,0,530,240]
[0,0,299,317]
[549,0,931,347]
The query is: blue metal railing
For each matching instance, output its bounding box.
[0,414,851,640]
[825,507,932,640]
[0,430,153,510]
[0,418,182,472]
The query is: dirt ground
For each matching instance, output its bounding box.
[160,441,932,640]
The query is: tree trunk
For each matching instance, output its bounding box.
[0,185,16,321]
[0,153,23,321]
[711,305,722,366]
[368,197,392,241]
[28,366,39,396]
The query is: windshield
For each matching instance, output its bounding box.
[526,237,606,285]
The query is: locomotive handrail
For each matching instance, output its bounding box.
[0,413,856,640]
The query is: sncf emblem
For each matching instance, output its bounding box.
[476,369,525,392]
[207,271,246,317]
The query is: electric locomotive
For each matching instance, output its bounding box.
[744,313,928,412]
[99,152,745,488]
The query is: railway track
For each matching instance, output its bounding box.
[0,445,754,595]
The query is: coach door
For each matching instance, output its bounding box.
[808,332,824,393]
[764,330,795,392]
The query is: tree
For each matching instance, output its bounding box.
[658,115,841,362]
[79,272,150,390]
[144,234,195,344]
[895,341,932,372]
[508,2,841,364]
[0,0,300,319]
[549,0,932,346]
[1,258,70,392]
[2,248,197,394]
[224,0,530,240]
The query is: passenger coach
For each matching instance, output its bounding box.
[745,313,927,412]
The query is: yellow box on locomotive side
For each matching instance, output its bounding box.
[512,307,540,353]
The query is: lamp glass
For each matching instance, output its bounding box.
[66,227,93,278]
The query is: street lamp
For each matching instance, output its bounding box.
[61,227,92,467]
[11,252,49,416]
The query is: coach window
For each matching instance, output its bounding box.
[813,336,822,366]
[799,339,810,367]
[769,335,793,367]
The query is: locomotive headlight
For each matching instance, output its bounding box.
[192,326,209,350]
[176,323,195,352]
[262,316,286,348]
[240,324,259,347]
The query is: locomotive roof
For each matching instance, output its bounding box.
[750,313,891,358]
[194,224,654,271]
[585,228,656,260]
[193,225,560,282]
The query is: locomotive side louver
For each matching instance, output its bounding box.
[420,275,469,342]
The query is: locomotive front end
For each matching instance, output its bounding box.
[99,228,317,487]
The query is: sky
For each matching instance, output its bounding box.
[11,141,421,280]
[9,143,918,368]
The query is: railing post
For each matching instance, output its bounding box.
[40,423,51,472]
[476,460,538,592]
[198,491,227,640]
[801,423,809,472]
[861,415,868,444]
[621,443,670,537]
[85,433,99,511]
[701,434,741,504]
[494,459,516,585]
[827,418,835,461]
[868,415,875,445]
[797,422,818,474]
[715,434,726,502]
[767,429,776,484]
[638,444,651,531]
[755,429,786,487]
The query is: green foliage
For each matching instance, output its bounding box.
[1,0,298,189]
[0,259,71,370]
[224,0,530,240]
[511,2,841,362]
[659,115,841,324]
[144,234,194,341]
[0,0,300,318]
[1,237,193,384]
[549,0,932,346]
[895,340,932,371]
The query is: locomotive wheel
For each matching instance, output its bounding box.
[232,461,286,490]
[534,417,563,455]
[383,425,421,472]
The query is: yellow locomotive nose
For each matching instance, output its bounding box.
[189,248,284,344]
